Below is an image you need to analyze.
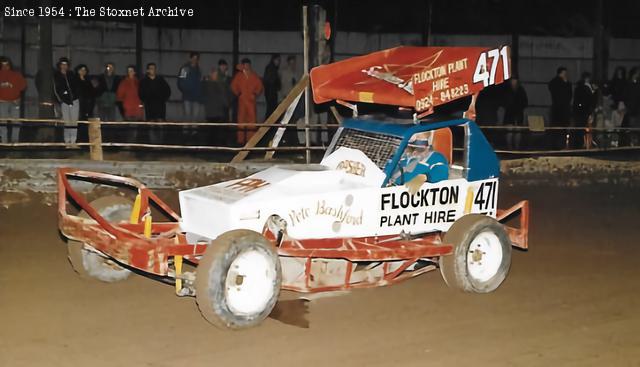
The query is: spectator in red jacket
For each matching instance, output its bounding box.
[116,65,143,142]
[117,65,143,120]
[0,56,27,143]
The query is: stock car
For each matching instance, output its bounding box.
[57,46,529,329]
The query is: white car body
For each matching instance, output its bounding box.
[179,147,499,241]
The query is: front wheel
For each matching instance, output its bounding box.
[67,195,133,283]
[440,214,512,293]
[195,230,281,329]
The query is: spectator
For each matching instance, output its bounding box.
[263,53,281,119]
[573,72,597,123]
[217,58,232,126]
[116,65,143,141]
[0,56,26,143]
[139,63,171,144]
[475,84,503,147]
[548,66,573,148]
[74,64,98,142]
[177,51,203,120]
[548,66,573,124]
[503,78,528,150]
[96,62,121,122]
[623,67,640,145]
[217,59,231,85]
[231,58,263,145]
[609,95,625,147]
[475,84,502,124]
[117,65,143,120]
[53,57,80,144]
[75,64,97,120]
[202,67,232,145]
[139,63,171,119]
[279,55,298,101]
[572,72,597,148]
[607,66,627,107]
[604,67,628,148]
[279,55,303,145]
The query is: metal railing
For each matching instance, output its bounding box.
[478,124,640,154]
[0,118,339,161]
[1,117,640,161]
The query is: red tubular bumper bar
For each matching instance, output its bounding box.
[57,168,207,276]
[496,200,530,250]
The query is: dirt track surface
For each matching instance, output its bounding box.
[1,185,639,366]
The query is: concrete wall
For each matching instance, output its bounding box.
[1,18,640,123]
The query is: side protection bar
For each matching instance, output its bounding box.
[496,200,529,250]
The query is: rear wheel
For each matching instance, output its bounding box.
[67,195,133,283]
[195,230,281,329]
[440,214,511,293]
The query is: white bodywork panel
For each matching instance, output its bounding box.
[179,148,499,241]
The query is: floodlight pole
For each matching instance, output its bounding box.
[136,17,143,74]
[423,0,432,46]
[593,0,605,89]
[233,0,241,69]
[20,14,26,117]
[37,0,55,120]
[303,5,311,164]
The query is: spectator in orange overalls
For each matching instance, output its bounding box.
[116,65,143,142]
[231,58,263,145]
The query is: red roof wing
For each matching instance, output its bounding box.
[310,46,511,115]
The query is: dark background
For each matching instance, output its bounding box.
[4,0,638,37]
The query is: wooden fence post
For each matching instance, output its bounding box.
[88,118,103,161]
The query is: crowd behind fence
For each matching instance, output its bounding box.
[3,48,640,160]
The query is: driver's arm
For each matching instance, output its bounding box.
[403,151,449,193]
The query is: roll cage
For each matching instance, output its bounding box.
[325,117,500,186]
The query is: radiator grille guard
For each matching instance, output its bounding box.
[333,129,402,170]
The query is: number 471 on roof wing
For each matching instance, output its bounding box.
[473,46,511,87]
[412,45,511,113]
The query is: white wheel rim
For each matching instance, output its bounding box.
[466,231,503,282]
[225,248,276,316]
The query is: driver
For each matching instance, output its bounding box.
[395,131,449,193]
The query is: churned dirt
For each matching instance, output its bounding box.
[1,184,639,367]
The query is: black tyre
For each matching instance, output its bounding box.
[195,230,281,329]
[67,195,132,283]
[440,214,512,293]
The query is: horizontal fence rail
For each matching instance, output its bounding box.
[0,118,341,128]
[4,118,640,131]
[1,118,640,160]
